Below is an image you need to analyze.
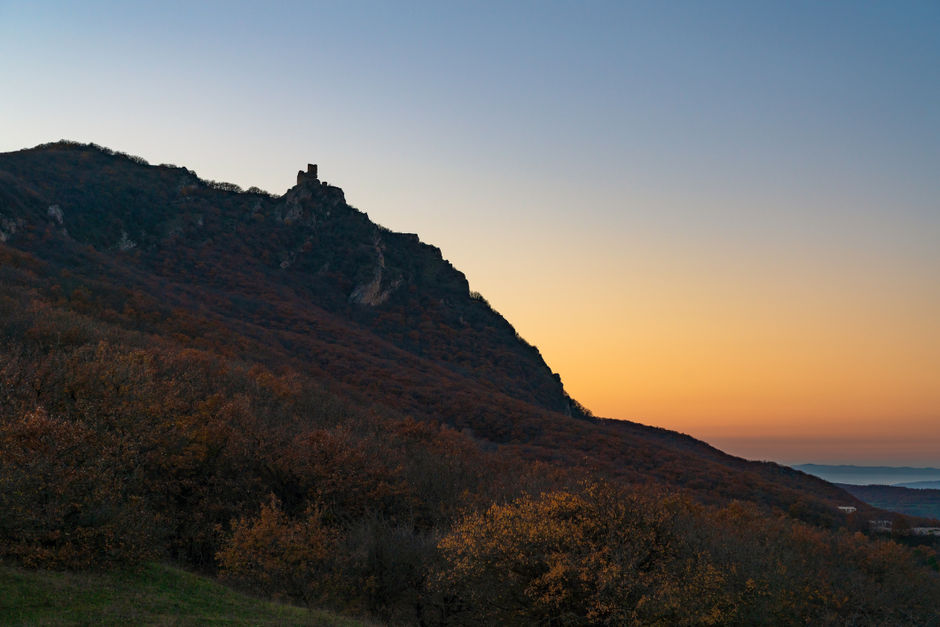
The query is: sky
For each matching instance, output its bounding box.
[1,1,938,465]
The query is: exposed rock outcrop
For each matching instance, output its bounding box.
[349,236,402,306]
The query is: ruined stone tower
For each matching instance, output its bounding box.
[296,163,318,186]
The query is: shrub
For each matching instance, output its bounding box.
[217,496,339,607]
[432,483,731,625]
[0,407,158,569]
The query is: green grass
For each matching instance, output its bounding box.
[0,562,367,626]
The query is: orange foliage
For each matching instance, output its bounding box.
[433,483,731,625]
[217,495,340,607]
[0,407,157,569]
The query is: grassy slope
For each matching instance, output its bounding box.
[0,562,366,626]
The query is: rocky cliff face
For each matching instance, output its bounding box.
[0,141,578,417]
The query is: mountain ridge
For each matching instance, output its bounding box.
[0,141,578,417]
[795,463,940,487]
[0,140,866,514]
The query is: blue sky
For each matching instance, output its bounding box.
[2,1,939,464]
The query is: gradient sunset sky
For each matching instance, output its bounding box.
[2,1,938,465]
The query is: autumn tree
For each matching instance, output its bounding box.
[217,495,340,607]
[0,407,158,569]
[432,482,733,625]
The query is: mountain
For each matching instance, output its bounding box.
[897,480,940,490]
[0,141,861,510]
[837,484,940,522]
[3,141,939,623]
[795,464,940,487]
[0,143,574,420]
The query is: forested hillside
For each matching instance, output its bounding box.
[2,142,939,624]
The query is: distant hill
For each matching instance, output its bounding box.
[794,463,940,487]
[837,484,940,522]
[897,480,940,490]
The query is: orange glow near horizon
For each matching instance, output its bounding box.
[469,221,940,465]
